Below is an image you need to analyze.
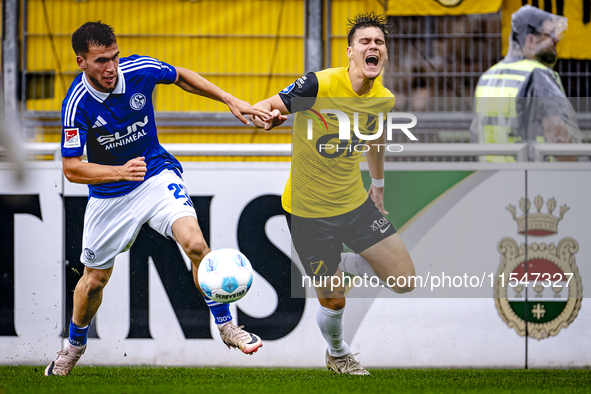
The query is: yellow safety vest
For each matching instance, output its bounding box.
[474,59,562,162]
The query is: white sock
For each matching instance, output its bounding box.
[339,252,394,291]
[316,305,351,357]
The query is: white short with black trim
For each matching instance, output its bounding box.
[80,169,197,270]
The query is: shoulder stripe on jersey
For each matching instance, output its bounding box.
[119,62,162,71]
[121,64,162,74]
[64,82,85,127]
[120,59,161,71]
[64,82,84,126]
[120,56,158,67]
[68,89,88,128]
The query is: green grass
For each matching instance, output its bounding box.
[1,367,590,394]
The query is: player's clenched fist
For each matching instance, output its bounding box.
[121,156,147,181]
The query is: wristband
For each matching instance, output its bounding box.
[371,178,384,188]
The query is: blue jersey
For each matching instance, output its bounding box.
[61,55,181,198]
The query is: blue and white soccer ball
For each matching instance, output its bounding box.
[198,248,254,303]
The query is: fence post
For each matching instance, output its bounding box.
[2,0,20,123]
[305,0,323,73]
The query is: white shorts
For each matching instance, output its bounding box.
[80,169,197,269]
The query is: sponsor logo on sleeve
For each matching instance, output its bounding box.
[64,128,81,148]
[295,76,307,88]
[280,82,296,94]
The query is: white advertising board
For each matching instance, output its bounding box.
[1,162,589,367]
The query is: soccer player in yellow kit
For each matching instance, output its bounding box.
[251,13,416,375]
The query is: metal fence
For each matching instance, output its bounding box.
[22,0,305,112]
[382,12,591,151]
[5,1,591,162]
[384,13,503,115]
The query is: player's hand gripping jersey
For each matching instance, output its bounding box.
[279,67,394,218]
[60,55,182,198]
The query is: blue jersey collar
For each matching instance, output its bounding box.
[82,66,126,103]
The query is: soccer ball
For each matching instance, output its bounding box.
[198,248,254,303]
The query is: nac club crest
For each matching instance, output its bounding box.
[494,196,582,340]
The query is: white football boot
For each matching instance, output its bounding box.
[326,350,370,375]
[45,343,86,376]
[219,322,262,355]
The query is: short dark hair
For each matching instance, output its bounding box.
[71,21,117,56]
[346,12,395,46]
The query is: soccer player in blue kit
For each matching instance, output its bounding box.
[45,21,269,376]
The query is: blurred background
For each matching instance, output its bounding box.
[2,0,590,163]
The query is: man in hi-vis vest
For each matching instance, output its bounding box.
[471,5,582,162]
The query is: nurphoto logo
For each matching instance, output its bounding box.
[305,109,417,156]
[306,109,418,142]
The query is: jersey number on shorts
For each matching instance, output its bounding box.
[168,183,194,207]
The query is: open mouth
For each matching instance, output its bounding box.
[365,55,379,67]
[104,76,115,84]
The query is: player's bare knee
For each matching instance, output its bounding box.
[331,297,346,310]
[320,297,346,310]
[393,283,415,294]
[318,287,346,310]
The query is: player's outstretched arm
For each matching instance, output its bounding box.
[62,156,147,184]
[249,95,289,130]
[173,67,270,125]
[366,132,388,215]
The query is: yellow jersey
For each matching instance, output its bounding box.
[279,67,394,218]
